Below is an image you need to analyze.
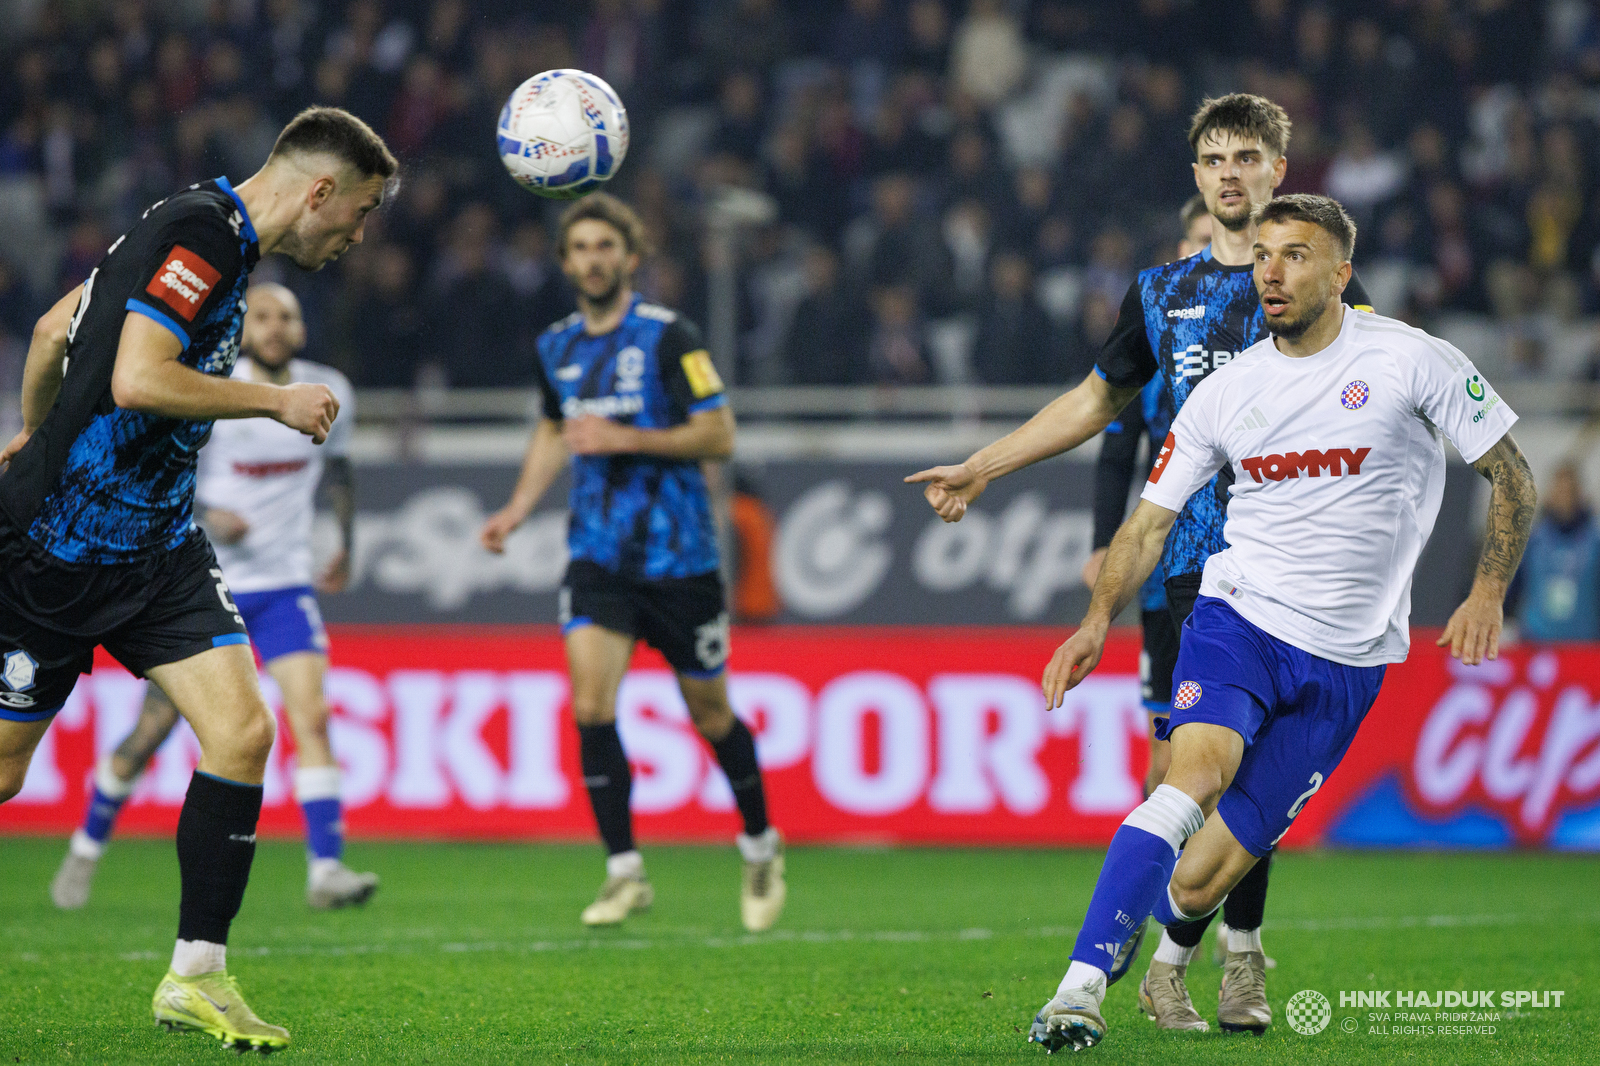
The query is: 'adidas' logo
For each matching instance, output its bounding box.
[1235,406,1270,433]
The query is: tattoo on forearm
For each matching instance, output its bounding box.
[1470,434,1537,591]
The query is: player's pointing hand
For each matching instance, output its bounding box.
[277,382,339,444]
[905,462,988,522]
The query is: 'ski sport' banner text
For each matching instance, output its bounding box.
[4,629,1598,849]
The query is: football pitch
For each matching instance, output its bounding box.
[0,841,1592,1064]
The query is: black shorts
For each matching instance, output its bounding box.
[560,560,729,678]
[1140,608,1180,709]
[0,518,248,722]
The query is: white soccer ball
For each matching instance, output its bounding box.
[496,69,629,199]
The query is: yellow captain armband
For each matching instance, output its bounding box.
[680,349,724,399]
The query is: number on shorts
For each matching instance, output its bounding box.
[297,593,329,651]
[1286,771,1324,819]
[210,567,243,624]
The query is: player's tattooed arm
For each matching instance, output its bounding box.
[317,456,356,592]
[1438,432,1537,665]
[1042,499,1177,707]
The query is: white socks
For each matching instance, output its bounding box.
[1059,961,1108,999]
[1153,930,1199,966]
[293,765,341,804]
[69,828,104,860]
[1123,784,1206,857]
[171,938,226,977]
[1228,925,1264,954]
[606,850,644,879]
[96,756,138,800]
[736,827,779,863]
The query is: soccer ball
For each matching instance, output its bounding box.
[496,69,629,199]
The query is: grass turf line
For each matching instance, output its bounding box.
[0,841,1592,1064]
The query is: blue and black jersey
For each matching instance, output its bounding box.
[0,178,258,563]
[536,297,726,580]
[1094,247,1371,580]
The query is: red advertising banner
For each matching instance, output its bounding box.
[4,628,1598,849]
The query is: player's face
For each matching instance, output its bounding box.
[1193,131,1286,232]
[561,219,639,308]
[1177,212,1213,257]
[290,173,387,271]
[1254,219,1350,340]
[242,287,306,370]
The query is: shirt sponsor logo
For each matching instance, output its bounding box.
[1340,380,1370,410]
[680,349,723,399]
[1465,374,1486,402]
[233,459,310,478]
[1174,345,1236,378]
[1473,394,1501,423]
[1148,431,1176,484]
[1240,447,1372,483]
[1167,305,1206,319]
[144,245,221,321]
[562,394,644,419]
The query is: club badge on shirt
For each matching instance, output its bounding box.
[145,245,221,321]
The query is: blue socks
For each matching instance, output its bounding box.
[294,766,344,861]
[1069,784,1206,975]
[77,757,137,854]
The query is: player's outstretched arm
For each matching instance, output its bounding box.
[563,404,735,460]
[1,284,82,466]
[1043,498,1177,707]
[1439,432,1537,665]
[110,315,339,441]
[905,371,1142,522]
[481,417,568,554]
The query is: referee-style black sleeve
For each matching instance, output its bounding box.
[1345,269,1374,311]
[1094,280,1158,390]
[1092,396,1148,550]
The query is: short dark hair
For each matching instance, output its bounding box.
[1180,193,1208,230]
[1256,194,1358,260]
[270,106,398,181]
[556,192,652,258]
[1188,93,1292,159]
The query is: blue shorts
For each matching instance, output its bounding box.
[233,586,329,664]
[1154,595,1386,856]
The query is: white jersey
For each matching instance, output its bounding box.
[1142,307,1517,666]
[196,359,355,593]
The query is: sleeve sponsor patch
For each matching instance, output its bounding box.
[145,245,222,321]
[1148,431,1176,484]
[680,349,724,399]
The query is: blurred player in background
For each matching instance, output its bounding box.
[0,106,393,1051]
[481,193,785,932]
[50,282,375,912]
[913,95,1375,1035]
[1029,193,1532,1053]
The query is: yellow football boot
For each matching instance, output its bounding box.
[152,968,290,1052]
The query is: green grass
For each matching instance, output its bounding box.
[0,841,1593,1064]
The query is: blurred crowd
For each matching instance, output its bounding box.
[3,0,1600,392]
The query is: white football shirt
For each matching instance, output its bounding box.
[1142,307,1517,666]
[196,358,355,593]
